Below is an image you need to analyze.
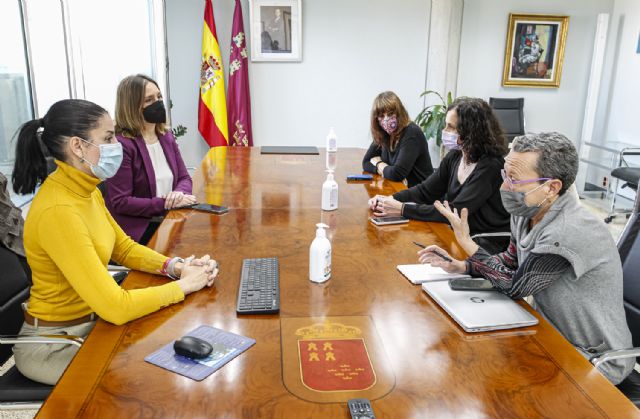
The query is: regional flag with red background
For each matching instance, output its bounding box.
[227,0,253,147]
[198,0,228,147]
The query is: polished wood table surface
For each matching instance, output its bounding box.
[37,147,638,418]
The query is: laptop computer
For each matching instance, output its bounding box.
[422,280,538,332]
[260,146,319,155]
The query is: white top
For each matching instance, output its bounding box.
[146,142,174,198]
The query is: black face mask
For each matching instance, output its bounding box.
[142,100,167,124]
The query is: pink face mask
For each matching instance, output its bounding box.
[378,115,398,135]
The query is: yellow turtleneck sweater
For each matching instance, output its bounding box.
[24,160,184,325]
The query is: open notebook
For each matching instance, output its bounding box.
[397,264,470,284]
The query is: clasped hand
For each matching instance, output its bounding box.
[163,191,197,210]
[175,254,219,295]
[367,194,402,217]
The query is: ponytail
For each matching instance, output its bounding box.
[12,119,48,195]
[11,99,108,194]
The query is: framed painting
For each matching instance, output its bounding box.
[502,14,569,88]
[250,0,302,62]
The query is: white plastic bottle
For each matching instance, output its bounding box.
[326,127,338,152]
[321,170,338,211]
[326,127,337,171]
[309,223,331,283]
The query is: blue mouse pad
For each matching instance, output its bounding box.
[145,325,256,381]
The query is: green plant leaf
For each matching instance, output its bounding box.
[419,90,445,105]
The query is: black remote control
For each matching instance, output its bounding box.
[348,398,376,419]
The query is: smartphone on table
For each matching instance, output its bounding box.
[449,278,494,291]
[347,174,374,181]
[182,203,229,215]
[369,216,409,226]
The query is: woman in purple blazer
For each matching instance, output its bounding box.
[105,74,195,242]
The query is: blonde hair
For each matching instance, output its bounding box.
[370,91,411,151]
[115,74,167,138]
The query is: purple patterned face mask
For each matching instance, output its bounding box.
[378,115,398,135]
[442,130,461,150]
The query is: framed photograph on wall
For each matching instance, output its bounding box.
[502,14,569,88]
[250,0,302,62]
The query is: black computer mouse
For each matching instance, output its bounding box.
[173,336,213,359]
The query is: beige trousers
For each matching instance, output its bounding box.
[12,320,96,385]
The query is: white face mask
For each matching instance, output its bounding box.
[441,130,461,150]
[79,138,123,180]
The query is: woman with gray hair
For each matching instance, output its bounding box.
[418,132,634,385]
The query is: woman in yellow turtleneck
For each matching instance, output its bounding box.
[10,99,219,385]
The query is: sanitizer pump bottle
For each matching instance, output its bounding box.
[309,223,331,283]
[326,127,338,152]
[326,127,338,171]
[321,170,338,211]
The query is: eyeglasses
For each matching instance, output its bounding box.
[501,169,551,190]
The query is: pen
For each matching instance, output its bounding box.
[413,241,453,262]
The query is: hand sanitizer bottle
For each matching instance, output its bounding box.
[326,127,338,152]
[321,170,338,211]
[309,223,331,283]
[326,127,337,171]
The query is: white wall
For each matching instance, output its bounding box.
[596,0,640,145]
[166,0,430,167]
[457,0,614,145]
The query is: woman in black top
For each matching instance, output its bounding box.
[362,91,433,187]
[369,98,510,252]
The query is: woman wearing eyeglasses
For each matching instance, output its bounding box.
[362,91,433,188]
[104,74,195,242]
[370,97,510,253]
[419,132,633,385]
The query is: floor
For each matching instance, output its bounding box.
[0,195,633,418]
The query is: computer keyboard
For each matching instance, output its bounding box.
[236,257,280,314]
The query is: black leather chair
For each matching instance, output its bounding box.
[489,97,525,144]
[591,190,640,405]
[605,149,640,223]
[0,246,83,409]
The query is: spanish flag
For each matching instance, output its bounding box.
[198,0,228,147]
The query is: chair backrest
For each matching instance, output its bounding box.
[0,246,31,365]
[489,97,525,144]
[97,182,107,197]
[618,190,640,349]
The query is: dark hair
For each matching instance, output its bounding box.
[447,98,508,163]
[12,99,108,194]
[370,91,411,151]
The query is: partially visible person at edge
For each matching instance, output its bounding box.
[10,99,218,385]
[418,132,633,385]
[369,97,510,253]
[362,91,433,188]
[105,74,195,242]
[0,173,29,277]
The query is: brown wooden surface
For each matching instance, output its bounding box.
[37,147,638,418]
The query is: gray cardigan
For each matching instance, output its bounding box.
[512,192,633,384]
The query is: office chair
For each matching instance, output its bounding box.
[0,246,84,410]
[590,190,640,406]
[604,148,640,224]
[489,97,525,145]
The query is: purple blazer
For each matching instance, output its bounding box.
[105,131,192,241]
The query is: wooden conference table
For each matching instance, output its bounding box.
[38,147,637,418]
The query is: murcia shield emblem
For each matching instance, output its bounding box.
[296,323,376,392]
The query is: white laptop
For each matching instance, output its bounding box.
[397,264,470,284]
[422,280,538,332]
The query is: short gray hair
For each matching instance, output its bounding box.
[511,132,578,195]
